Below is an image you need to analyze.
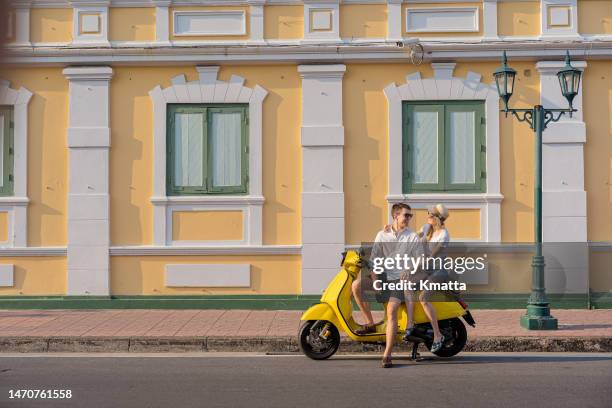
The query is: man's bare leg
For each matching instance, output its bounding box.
[382,299,401,363]
[352,277,374,326]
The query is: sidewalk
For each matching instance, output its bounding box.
[1,309,611,353]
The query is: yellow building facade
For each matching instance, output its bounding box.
[0,0,611,307]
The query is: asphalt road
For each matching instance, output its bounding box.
[0,352,610,408]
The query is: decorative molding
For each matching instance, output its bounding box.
[303,1,340,42]
[8,38,612,64]
[0,79,33,248]
[165,263,250,287]
[0,264,15,287]
[172,10,247,37]
[148,67,268,246]
[405,7,480,33]
[13,3,31,47]
[72,5,110,46]
[0,246,67,256]
[383,63,502,242]
[109,245,301,256]
[540,0,579,40]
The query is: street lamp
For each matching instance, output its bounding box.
[493,50,582,330]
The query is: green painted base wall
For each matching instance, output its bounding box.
[0,293,610,310]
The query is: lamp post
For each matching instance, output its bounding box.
[493,51,582,330]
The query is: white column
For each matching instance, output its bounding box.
[154,0,171,45]
[298,65,346,294]
[483,0,498,40]
[13,1,31,47]
[536,59,588,294]
[387,0,402,42]
[63,67,113,296]
[248,0,266,44]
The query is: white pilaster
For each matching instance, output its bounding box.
[387,0,403,42]
[248,0,266,44]
[154,0,171,45]
[483,0,498,40]
[64,66,113,296]
[13,1,31,47]
[298,64,346,294]
[537,58,588,294]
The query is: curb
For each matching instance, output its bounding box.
[1,336,611,353]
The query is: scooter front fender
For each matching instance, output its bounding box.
[300,303,341,328]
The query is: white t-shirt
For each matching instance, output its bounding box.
[421,224,450,260]
[371,227,422,280]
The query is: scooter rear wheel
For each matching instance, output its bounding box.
[428,317,467,358]
[298,320,340,360]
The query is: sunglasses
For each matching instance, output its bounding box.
[403,213,413,219]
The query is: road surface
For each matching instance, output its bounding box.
[0,352,610,407]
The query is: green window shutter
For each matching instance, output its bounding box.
[166,103,248,196]
[0,107,14,197]
[403,103,445,193]
[444,101,485,192]
[207,106,248,194]
[402,100,485,194]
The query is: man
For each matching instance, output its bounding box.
[351,203,421,367]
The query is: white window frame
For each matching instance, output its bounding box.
[149,66,267,246]
[0,79,32,247]
[384,63,503,242]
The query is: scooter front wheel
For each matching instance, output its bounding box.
[298,320,340,360]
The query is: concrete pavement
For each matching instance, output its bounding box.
[1,309,611,352]
[1,353,611,407]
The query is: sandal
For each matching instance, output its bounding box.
[430,335,446,353]
[381,357,393,368]
[355,324,376,335]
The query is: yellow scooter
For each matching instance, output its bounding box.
[298,250,476,360]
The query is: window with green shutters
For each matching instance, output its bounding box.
[167,104,249,195]
[402,101,486,193]
[0,106,14,197]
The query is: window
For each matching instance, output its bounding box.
[402,101,485,193]
[167,104,248,195]
[0,106,14,197]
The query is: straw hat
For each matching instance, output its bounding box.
[428,204,449,222]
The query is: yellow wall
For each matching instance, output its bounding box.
[169,6,250,41]
[340,4,387,39]
[109,65,301,246]
[403,3,483,37]
[172,211,244,241]
[30,8,73,43]
[589,249,612,292]
[579,0,612,35]
[264,5,304,40]
[110,255,300,295]
[468,251,532,293]
[109,7,156,42]
[343,62,539,244]
[0,258,66,295]
[498,1,541,37]
[0,68,68,247]
[583,61,612,241]
[0,212,7,242]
